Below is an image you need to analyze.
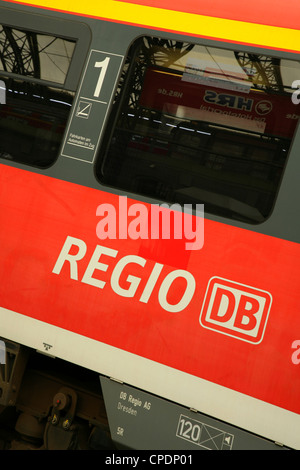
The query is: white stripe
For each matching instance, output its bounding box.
[1,306,299,449]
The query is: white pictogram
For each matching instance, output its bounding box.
[76,100,92,119]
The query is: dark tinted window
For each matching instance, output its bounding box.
[96,37,300,223]
[0,26,75,167]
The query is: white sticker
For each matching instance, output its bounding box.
[0,340,6,364]
[0,80,6,104]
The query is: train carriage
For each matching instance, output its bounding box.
[0,0,299,450]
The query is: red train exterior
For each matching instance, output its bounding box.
[0,0,299,450]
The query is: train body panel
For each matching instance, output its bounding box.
[7,0,300,52]
[0,0,299,450]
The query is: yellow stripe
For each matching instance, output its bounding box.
[14,0,300,52]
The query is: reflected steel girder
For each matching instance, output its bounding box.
[234,52,284,92]
[0,26,40,77]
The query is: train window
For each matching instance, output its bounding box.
[96,37,300,223]
[0,26,75,168]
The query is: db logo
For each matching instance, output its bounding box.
[200,277,272,344]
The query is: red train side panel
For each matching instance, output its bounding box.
[0,163,299,415]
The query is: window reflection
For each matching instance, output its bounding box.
[0,26,75,167]
[97,38,300,223]
[0,26,75,84]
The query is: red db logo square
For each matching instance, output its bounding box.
[200,277,272,344]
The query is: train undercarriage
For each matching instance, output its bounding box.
[0,339,114,450]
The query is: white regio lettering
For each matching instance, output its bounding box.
[110,255,146,297]
[139,263,164,303]
[52,236,87,279]
[158,270,196,313]
[82,244,118,288]
[52,236,196,312]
